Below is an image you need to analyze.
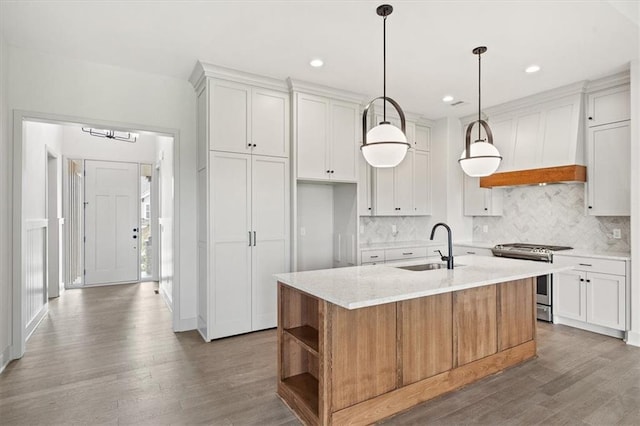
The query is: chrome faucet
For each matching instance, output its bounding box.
[430,222,454,269]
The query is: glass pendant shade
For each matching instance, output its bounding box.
[459,141,501,177]
[362,123,409,168]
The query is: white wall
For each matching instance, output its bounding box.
[0,32,12,371]
[629,50,640,345]
[7,45,197,331]
[156,135,174,307]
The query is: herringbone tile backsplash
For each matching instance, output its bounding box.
[473,183,630,252]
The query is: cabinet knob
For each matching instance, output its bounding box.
[588,116,593,120]
[586,279,591,283]
[588,206,593,209]
[253,144,257,147]
[580,278,584,282]
[248,143,252,147]
[330,170,335,174]
[368,207,371,210]
[484,208,488,211]
[326,170,331,173]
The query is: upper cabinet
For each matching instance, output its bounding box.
[295,92,359,182]
[414,125,431,152]
[209,80,290,157]
[585,83,630,216]
[464,176,503,216]
[587,85,630,127]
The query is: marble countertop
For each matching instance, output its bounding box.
[274,255,573,310]
[554,249,630,261]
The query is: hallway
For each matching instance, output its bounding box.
[1,282,640,424]
[0,283,294,424]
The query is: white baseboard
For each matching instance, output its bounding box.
[554,316,625,339]
[160,286,173,312]
[626,330,640,347]
[0,345,11,375]
[175,317,197,332]
[25,303,48,342]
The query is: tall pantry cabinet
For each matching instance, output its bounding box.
[192,63,290,341]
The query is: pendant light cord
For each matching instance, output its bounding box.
[383,15,387,122]
[478,51,481,142]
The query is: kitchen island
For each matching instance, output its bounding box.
[274,255,572,425]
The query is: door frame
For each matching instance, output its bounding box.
[11,110,181,360]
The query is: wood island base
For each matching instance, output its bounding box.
[277,278,536,425]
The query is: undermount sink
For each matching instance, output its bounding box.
[395,263,463,271]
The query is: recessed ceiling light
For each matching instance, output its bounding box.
[442,95,454,103]
[525,65,541,73]
[310,58,324,68]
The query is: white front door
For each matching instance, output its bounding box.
[84,160,139,285]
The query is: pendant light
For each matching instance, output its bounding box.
[459,46,502,177]
[361,4,410,168]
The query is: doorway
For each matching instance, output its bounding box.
[12,112,179,360]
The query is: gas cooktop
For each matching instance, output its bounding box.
[491,243,573,262]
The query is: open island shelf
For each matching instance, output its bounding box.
[277,277,537,425]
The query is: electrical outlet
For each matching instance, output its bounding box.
[300,227,306,237]
[482,225,489,233]
[391,225,397,234]
[613,229,621,239]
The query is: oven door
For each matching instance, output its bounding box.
[536,274,551,305]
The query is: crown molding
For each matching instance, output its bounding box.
[189,61,288,92]
[460,80,588,123]
[585,69,630,92]
[287,78,367,104]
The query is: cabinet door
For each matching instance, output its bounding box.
[330,100,358,182]
[405,122,416,148]
[251,156,290,330]
[553,270,586,322]
[586,272,625,330]
[210,81,250,154]
[587,86,630,127]
[358,154,372,216]
[373,167,396,216]
[415,125,430,152]
[296,93,329,180]
[251,88,289,158]
[394,151,414,215]
[463,175,503,217]
[210,152,252,339]
[587,121,630,216]
[413,150,431,215]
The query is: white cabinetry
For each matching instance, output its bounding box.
[553,255,627,337]
[358,154,372,216]
[372,141,432,216]
[295,92,358,182]
[209,80,289,157]
[463,176,503,216]
[360,244,444,265]
[453,244,494,256]
[192,65,291,342]
[585,83,630,216]
[587,85,630,127]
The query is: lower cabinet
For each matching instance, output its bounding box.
[360,244,444,266]
[199,151,290,341]
[553,255,627,335]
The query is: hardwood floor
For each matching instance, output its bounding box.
[1,282,639,425]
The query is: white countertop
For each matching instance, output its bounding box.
[275,255,573,310]
[554,249,630,261]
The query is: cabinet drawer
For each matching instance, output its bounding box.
[453,246,493,257]
[554,255,625,276]
[361,250,384,263]
[385,247,428,261]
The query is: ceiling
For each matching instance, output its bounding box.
[1,1,638,119]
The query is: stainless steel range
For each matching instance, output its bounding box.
[492,243,573,321]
